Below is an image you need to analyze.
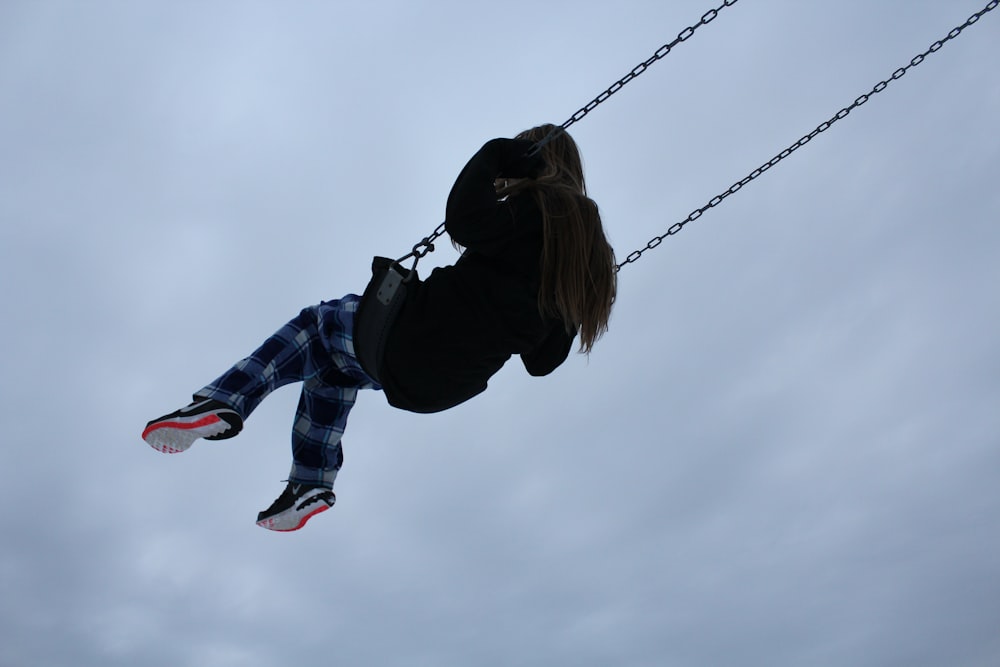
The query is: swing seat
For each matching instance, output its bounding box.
[354,256,415,384]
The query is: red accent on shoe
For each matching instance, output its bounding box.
[259,504,330,532]
[141,414,221,440]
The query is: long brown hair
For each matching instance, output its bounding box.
[502,124,617,353]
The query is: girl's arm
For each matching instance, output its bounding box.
[445,138,536,252]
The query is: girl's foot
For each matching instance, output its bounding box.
[256,482,335,532]
[142,397,243,454]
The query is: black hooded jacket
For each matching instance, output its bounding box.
[378,139,575,413]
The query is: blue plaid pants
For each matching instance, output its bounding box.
[196,295,379,489]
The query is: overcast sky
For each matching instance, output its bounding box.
[2,1,999,666]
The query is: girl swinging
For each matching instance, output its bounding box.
[141,124,618,531]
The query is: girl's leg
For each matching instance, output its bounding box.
[255,296,379,531]
[197,295,375,410]
[196,308,334,419]
[145,296,377,456]
[286,370,359,489]
[285,296,377,488]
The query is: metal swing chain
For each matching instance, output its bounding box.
[399,0,741,270]
[399,220,448,272]
[559,0,740,135]
[616,0,1000,271]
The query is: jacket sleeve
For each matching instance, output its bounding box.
[445,138,533,253]
[521,322,576,377]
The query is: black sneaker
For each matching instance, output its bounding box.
[142,397,243,454]
[256,482,336,532]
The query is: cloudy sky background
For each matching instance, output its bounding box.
[2,1,998,665]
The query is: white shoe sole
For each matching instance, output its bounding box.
[142,413,236,454]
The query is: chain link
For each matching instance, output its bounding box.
[561,0,740,132]
[616,0,999,271]
[397,221,448,271]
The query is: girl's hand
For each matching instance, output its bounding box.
[498,138,546,179]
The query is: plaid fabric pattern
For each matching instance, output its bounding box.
[196,295,379,489]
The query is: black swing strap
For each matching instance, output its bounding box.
[355,256,409,382]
